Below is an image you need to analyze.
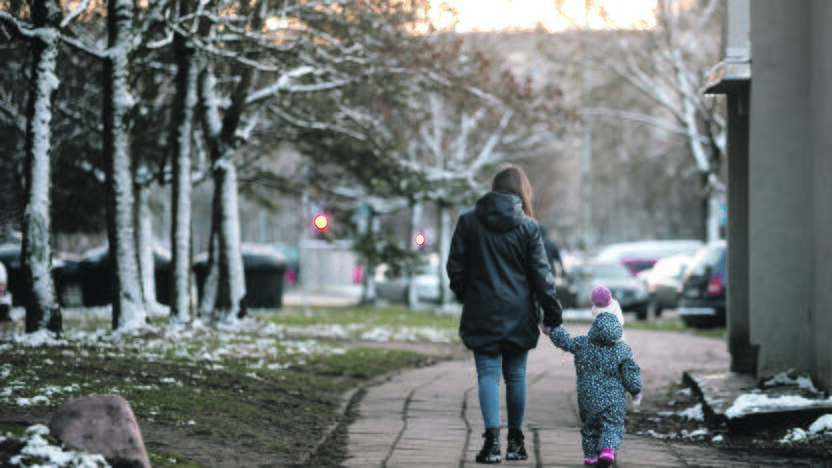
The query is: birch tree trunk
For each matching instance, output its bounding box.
[134,181,162,315]
[168,0,198,324]
[21,0,62,334]
[196,0,265,323]
[406,200,423,309]
[359,209,379,305]
[104,0,145,330]
[197,66,247,323]
[436,202,452,308]
[214,161,246,322]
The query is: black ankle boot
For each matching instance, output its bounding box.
[505,427,528,461]
[475,427,501,464]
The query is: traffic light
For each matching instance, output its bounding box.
[313,213,329,233]
[414,232,426,248]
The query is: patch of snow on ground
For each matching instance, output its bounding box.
[725,393,832,419]
[711,434,723,443]
[11,424,108,467]
[682,428,709,439]
[780,428,808,444]
[762,369,821,394]
[679,403,704,421]
[809,414,832,434]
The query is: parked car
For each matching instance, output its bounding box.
[678,241,727,328]
[641,253,693,319]
[0,260,11,321]
[374,254,451,305]
[569,260,648,314]
[594,239,704,276]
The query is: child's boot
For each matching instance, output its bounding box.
[505,428,528,460]
[583,455,598,465]
[475,428,501,464]
[597,448,615,467]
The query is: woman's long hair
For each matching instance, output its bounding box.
[491,164,534,218]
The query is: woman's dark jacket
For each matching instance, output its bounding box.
[446,191,563,354]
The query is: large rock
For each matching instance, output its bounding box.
[50,394,150,468]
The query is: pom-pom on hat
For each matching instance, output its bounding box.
[591,286,612,308]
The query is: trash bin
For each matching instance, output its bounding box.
[0,244,24,308]
[54,255,84,308]
[79,245,172,307]
[193,244,287,310]
[0,244,83,309]
[78,246,112,307]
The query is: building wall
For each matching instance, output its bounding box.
[748,1,813,377]
[810,0,832,391]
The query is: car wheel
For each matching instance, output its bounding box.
[635,304,648,321]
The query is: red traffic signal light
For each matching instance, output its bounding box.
[414,232,426,247]
[313,214,329,232]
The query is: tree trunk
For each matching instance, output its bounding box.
[134,181,161,315]
[360,209,378,305]
[169,0,198,324]
[22,0,63,334]
[436,202,452,308]
[104,0,145,330]
[406,200,423,309]
[195,0,264,323]
[214,161,246,322]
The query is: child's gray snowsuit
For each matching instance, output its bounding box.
[548,312,642,458]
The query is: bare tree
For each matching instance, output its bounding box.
[0,0,91,333]
[587,0,726,242]
[102,0,146,329]
[166,0,204,324]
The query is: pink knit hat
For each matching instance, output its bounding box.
[591,286,612,308]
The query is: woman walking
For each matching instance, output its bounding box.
[446,164,563,464]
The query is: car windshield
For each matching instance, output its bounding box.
[652,255,689,277]
[585,263,632,279]
[688,243,726,275]
[596,240,703,260]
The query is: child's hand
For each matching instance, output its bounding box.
[632,392,642,408]
[539,324,552,335]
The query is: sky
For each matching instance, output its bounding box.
[431,0,658,32]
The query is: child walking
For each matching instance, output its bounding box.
[544,306,642,466]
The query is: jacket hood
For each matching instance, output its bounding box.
[475,192,524,233]
[588,312,623,345]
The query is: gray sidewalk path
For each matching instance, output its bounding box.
[344,325,779,467]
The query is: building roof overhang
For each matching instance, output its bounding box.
[704,59,751,95]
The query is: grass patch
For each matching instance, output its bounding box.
[259,304,460,329]
[621,319,726,338]
[0,305,455,466]
[148,450,202,467]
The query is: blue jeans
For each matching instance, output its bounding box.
[473,350,529,430]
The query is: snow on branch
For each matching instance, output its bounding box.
[0,12,38,40]
[583,107,709,143]
[267,105,367,141]
[61,0,94,28]
[60,35,108,60]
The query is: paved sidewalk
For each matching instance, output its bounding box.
[343,325,784,467]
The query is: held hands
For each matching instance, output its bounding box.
[539,324,552,336]
[631,392,643,410]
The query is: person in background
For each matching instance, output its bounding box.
[447,163,563,464]
[538,223,565,276]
